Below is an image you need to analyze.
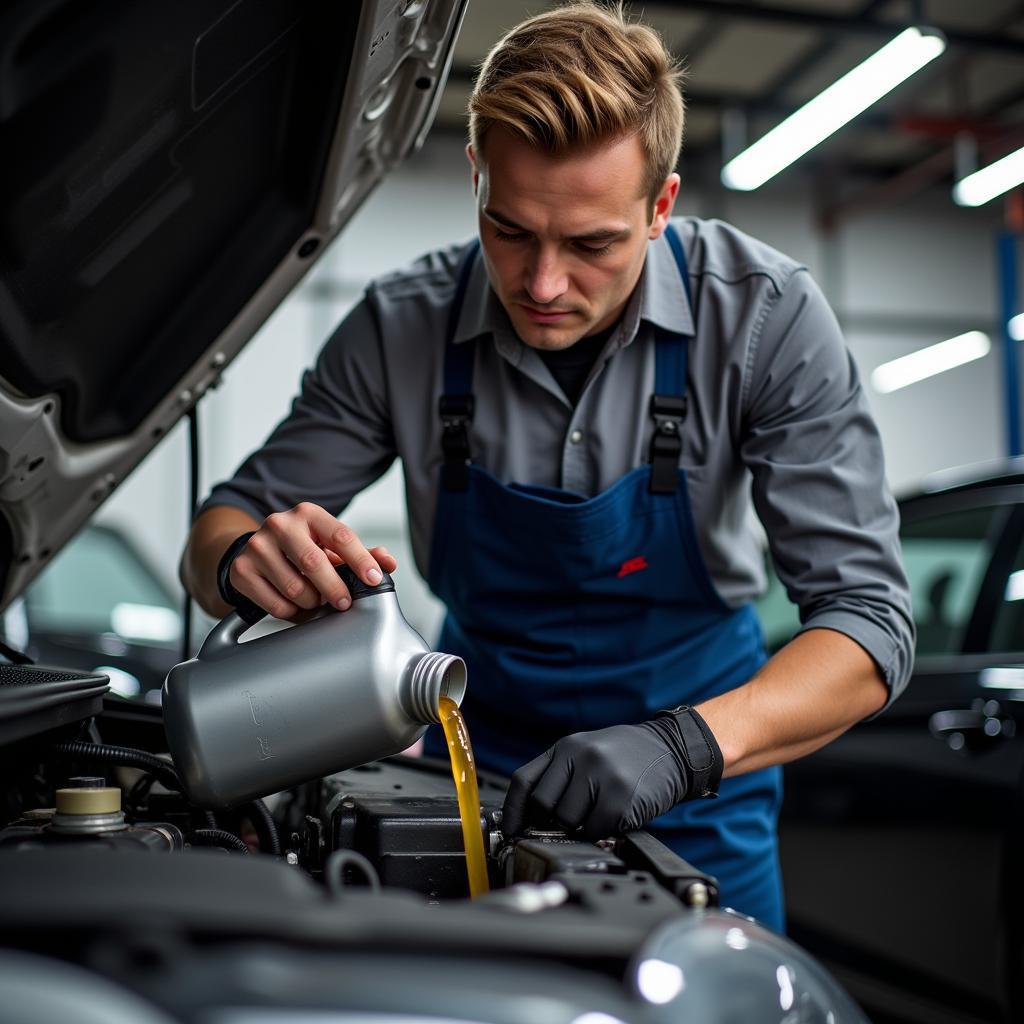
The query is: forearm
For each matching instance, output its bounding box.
[696,627,888,778]
[180,505,261,617]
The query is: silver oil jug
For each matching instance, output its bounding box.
[162,569,466,808]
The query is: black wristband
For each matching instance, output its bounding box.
[215,531,263,623]
[655,704,724,799]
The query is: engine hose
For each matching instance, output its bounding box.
[126,771,156,811]
[52,741,182,794]
[189,829,250,854]
[324,848,381,895]
[242,798,281,856]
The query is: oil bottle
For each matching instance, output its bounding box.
[163,568,466,809]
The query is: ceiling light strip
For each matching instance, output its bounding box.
[722,27,946,192]
[953,144,1024,207]
[870,331,991,394]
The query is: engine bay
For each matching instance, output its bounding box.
[0,667,867,1024]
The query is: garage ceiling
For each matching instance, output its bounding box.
[434,0,1024,210]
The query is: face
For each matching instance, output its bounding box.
[468,128,679,350]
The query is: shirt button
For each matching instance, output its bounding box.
[569,429,583,444]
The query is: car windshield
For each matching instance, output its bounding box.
[21,526,179,644]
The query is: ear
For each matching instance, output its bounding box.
[466,143,479,195]
[648,173,680,240]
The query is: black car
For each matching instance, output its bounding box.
[756,459,1024,1024]
[0,3,869,1023]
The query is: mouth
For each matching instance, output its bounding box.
[518,304,574,325]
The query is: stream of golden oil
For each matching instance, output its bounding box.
[438,695,490,897]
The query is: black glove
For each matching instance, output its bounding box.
[501,705,723,841]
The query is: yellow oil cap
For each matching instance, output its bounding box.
[55,787,121,815]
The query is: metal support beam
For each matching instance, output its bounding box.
[817,125,1024,229]
[758,0,890,100]
[634,0,1024,56]
[998,209,1022,458]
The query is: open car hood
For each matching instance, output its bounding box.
[0,0,466,609]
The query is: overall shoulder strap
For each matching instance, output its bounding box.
[649,223,694,495]
[439,240,480,491]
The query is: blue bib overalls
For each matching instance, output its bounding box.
[424,227,784,930]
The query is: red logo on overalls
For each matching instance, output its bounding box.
[617,556,649,579]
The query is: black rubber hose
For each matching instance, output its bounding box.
[324,848,381,895]
[242,798,281,856]
[52,741,182,794]
[189,829,250,854]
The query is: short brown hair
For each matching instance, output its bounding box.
[468,2,685,203]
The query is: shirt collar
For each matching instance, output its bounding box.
[451,227,694,353]
[639,225,695,337]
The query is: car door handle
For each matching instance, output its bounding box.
[929,704,1016,753]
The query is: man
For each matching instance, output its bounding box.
[181,2,913,931]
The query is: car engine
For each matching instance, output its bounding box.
[0,662,869,1024]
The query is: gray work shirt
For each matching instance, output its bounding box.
[202,217,915,705]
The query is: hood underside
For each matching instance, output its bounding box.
[0,0,466,608]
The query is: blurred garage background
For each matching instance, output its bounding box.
[62,0,1023,649]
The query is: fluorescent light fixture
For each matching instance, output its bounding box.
[1009,313,1024,341]
[870,331,991,394]
[954,143,1024,206]
[111,601,180,642]
[722,27,946,191]
[1007,570,1024,602]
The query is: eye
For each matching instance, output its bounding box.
[575,241,614,257]
[494,228,529,243]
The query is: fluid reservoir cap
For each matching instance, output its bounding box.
[55,787,121,815]
[67,775,106,788]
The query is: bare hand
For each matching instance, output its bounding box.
[228,502,398,620]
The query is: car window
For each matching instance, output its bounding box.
[22,526,180,642]
[755,504,1002,657]
[991,532,1024,654]
[900,506,1001,656]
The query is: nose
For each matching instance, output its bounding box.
[524,248,568,307]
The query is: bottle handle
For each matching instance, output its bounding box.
[197,612,253,660]
[195,565,394,661]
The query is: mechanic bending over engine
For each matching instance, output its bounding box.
[180,2,913,931]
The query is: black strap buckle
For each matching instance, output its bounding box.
[439,394,475,491]
[648,394,687,495]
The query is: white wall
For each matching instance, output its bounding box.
[96,134,1023,642]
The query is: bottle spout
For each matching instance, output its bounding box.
[403,652,467,724]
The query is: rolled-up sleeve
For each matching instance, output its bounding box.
[740,268,915,707]
[198,297,396,522]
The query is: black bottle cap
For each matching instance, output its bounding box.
[335,564,396,600]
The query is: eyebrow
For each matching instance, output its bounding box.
[483,207,630,243]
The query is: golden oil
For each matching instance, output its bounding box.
[438,695,490,897]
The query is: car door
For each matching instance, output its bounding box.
[772,486,1024,1024]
